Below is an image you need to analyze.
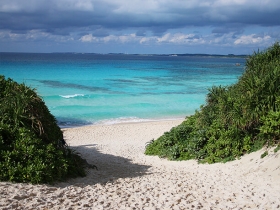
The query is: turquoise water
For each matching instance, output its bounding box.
[0,53,245,126]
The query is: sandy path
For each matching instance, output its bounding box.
[0,119,280,209]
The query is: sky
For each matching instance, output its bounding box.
[0,0,280,55]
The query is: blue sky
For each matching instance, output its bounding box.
[0,0,280,54]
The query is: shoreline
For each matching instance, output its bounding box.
[1,119,280,209]
[58,116,187,129]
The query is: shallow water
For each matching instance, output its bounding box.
[0,53,245,126]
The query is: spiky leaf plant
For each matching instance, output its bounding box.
[0,76,86,184]
[145,42,280,163]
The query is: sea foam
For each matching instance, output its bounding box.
[59,94,85,99]
[96,117,153,125]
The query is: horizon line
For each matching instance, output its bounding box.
[0,52,249,57]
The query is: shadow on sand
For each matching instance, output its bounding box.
[56,144,152,187]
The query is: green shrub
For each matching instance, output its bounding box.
[274,145,280,153]
[261,151,268,158]
[0,76,86,184]
[258,110,280,145]
[145,42,280,163]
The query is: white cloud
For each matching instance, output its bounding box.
[78,32,209,46]
[155,33,205,44]
[79,34,97,42]
[103,35,118,42]
[3,28,275,51]
[101,34,138,43]
[157,33,171,43]
[80,33,138,43]
[170,34,198,44]
[234,34,271,45]
[78,31,276,50]
[118,34,136,43]
[140,37,156,44]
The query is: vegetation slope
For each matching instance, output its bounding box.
[0,76,86,184]
[145,42,280,163]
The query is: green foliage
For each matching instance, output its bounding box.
[274,145,280,153]
[258,110,280,145]
[261,151,268,159]
[145,42,280,163]
[0,76,86,184]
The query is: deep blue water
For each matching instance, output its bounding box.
[0,53,246,127]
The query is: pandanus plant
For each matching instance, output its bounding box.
[145,42,280,163]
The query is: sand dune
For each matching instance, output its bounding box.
[1,119,279,209]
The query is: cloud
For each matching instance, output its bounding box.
[234,34,271,45]
[1,0,280,53]
[157,33,171,43]
[80,33,138,43]
[79,32,208,46]
[1,0,280,34]
[79,34,97,42]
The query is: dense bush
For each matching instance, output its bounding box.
[146,42,280,163]
[0,76,86,183]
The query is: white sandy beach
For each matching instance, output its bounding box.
[1,119,280,209]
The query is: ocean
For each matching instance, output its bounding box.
[0,53,246,127]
